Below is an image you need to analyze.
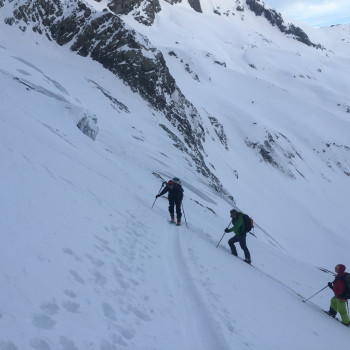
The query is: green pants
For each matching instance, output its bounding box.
[330,297,350,324]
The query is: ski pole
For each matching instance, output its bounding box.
[181,202,188,228]
[216,221,231,248]
[302,286,328,303]
[151,182,165,208]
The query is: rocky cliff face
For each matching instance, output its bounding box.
[107,0,161,25]
[107,0,202,25]
[2,0,233,201]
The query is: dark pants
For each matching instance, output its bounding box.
[169,198,182,221]
[228,233,251,261]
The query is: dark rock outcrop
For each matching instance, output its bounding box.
[245,0,319,47]
[188,0,202,13]
[108,0,161,26]
[77,114,99,141]
[107,0,202,24]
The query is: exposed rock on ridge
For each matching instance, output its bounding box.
[107,0,202,25]
[106,0,320,48]
[246,0,321,47]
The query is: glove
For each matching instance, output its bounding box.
[225,228,229,233]
[328,282,333,289]
[156,195,160,199]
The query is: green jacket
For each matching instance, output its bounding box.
[228,213,245,235]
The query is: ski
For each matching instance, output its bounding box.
[221,246,253,266]
[322,310,349,327]
[323,310,341,322]
[235,255,252,266]
[302,298,349,327]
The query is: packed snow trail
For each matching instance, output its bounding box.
[161,221,231,350]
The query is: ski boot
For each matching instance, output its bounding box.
[244,259,252,265]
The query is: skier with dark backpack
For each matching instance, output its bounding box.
[327,264,350,326]
[156,177,184,225]
[225,209,252,264]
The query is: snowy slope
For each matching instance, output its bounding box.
[120,1,350,264]
[1,1,350,350]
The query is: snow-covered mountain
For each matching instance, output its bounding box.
[1,1,350,349]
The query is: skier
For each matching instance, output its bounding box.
[225,209,251,263]
[156,178,184,225]
[327,264,350,326]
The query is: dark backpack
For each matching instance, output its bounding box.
[339,273,350,299]
[240,213,253,233]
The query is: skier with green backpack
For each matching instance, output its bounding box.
[225,209,252,264]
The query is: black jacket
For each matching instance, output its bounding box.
[159,183,184,201]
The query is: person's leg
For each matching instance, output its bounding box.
[168,198,175,221]
[175,199,182,222]
[228,236,239,256]
[238,234,251,262]
[330,296,338,316]
[336,299,350,325]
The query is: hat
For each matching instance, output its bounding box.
[230,209,237,215]
[335,264,346,274]
[173,177,181,184]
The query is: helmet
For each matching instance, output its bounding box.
[335,264,346,274]
[167,180,175,186]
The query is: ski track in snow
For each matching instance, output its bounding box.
[162,224,230,350]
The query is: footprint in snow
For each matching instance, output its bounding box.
[69,270,85,284]
[62,300,80,314]
[102,303,117,321]
[128,305,151,321]
[31,314,56,329]
[59,336,78,350]
[0,341,18,350]
[116,326,135,340]
[86,254,104,267]
[40,300,60,315]
[110,334,128,347]
[62,248,81,262]
[63,289,77,299]
[30,338,51,350]
[93,270,107,286]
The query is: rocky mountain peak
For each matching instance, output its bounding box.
[246,0,320,47]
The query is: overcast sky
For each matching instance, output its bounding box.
[266,0,350,27]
